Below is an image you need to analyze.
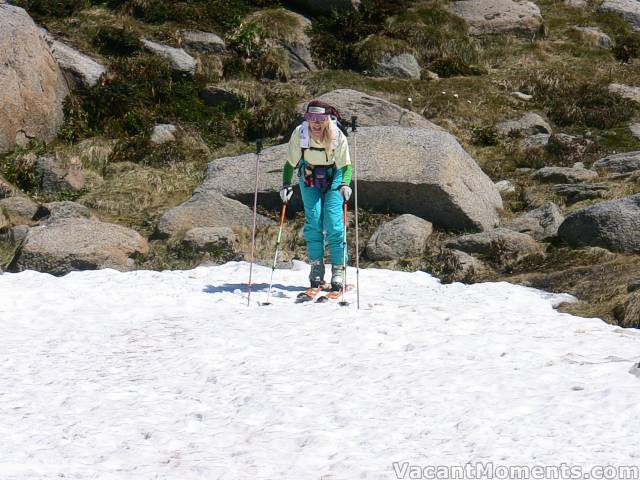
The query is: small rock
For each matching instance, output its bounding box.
[608,83,640,104]
[372,52,421,80]
[141,38,197,75]
[533,166,598,184]
[552,183,609,205]
[503,202,564,240]
[511,91,533,101]
[36,156,86,193]
[443,227,545,269]
[520,133,550,150]
[592,151,640,175]
[200,86,243,112]
[424,70,440,81]
[442,248,490,282]
[572,26,612,49]
[43,34,106,88]
[366,214,433,260]
[42,201,93,223]
[182,30,225,53]
[0,196,40,226]
[497,112,552,136]
[182,227,235,252]
[495,180,516,193]
[150,124,177,145]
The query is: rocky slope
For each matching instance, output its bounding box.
[1,0,639,327]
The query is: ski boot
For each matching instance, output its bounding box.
[330,264,345,292]
[309,260,325,288]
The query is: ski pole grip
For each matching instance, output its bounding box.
[351,116,357,132]
[256,139,263,155]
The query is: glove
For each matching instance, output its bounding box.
[279,185,293,203]
[340,184,352,202]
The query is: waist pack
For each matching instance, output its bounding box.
[303,164,333,190]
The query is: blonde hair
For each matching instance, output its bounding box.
[320,117,335,152]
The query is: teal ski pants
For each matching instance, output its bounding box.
[298,162,348,265]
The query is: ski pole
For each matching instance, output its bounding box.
[339,201,348,307]
[351,116,360,310]
[247,139,262,306]
[262,201,287,306]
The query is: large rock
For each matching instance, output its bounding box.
[141,38,197,75]
[503,202,564,240]
[181,30,225,53]
[496,112,552,136]
[42,33,106,88]
[286,0,360,16]
[366,214,433,260]
[557,194,640,253]
[532,166,598,184]
[156,191,273,239]
[315,89,442,130]
[447,0,543,36]
[9,218,149,275]
[599,0,640,31]
[592,151,640,174]
[201,127,503,231]
[0,4,69,153]
[0,196,40,226]
[443,227,545,268]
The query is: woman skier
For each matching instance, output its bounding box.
[279,100,352,291]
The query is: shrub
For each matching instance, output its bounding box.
[59,96,91,143]
[520,71,634,129]
[64,54,232,145]
[92,26,141,57]
[0,150,40,192]
[471,125,500,147]
[310,0,412,70]
[13,0,90,18]
[613,34,640,62]
[352,35,413,72]
[430,52,485,78]
[388,5,482,77]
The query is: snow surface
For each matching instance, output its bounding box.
[1,262,639,480]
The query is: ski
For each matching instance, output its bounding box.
[315,285,354,304]
[295,284,330,303]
